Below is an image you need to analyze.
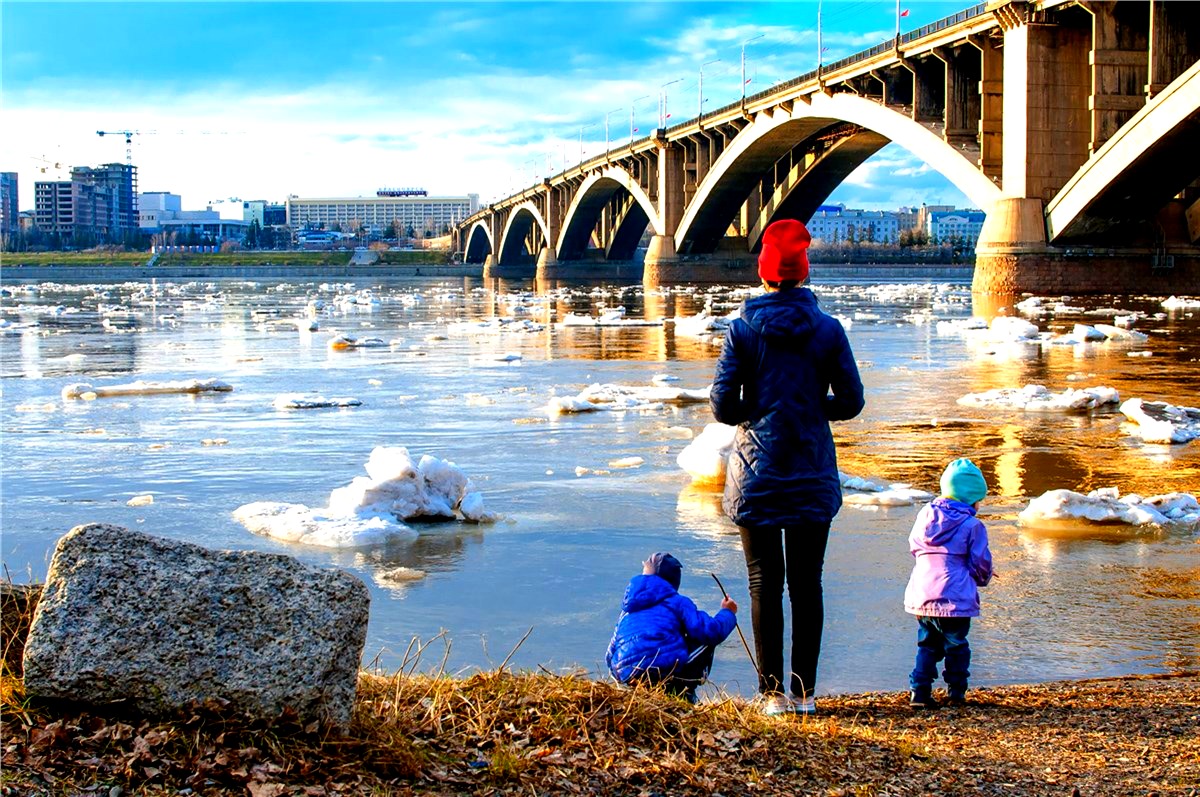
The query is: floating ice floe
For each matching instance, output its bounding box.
[233,446,498,548]
[839,472,933,508]
[448,318,546,334]
[1092,323,1148,341]
[559,307,662,327]
[671,310,736,338]
[328,335,386,350]
[127,494,154,507]
[677,423,737,485]
[1018,488,1200,531]
[272,395,363,410]
[546,383,711,414]
[957,384,1118,412]
[1119,398,1200,444]
[62,378,232,400]
[1162,296,1200,310]
[608,456,644,469]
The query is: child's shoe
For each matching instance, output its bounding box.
[790,694,818,716]
[946,688,967,707]
[762,694,792,716]
[909,688,939,710]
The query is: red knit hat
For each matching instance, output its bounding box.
[758,219,811,283]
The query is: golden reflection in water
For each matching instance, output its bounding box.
[993,423,1026,498]
[970,291,1018,321]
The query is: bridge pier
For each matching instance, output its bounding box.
[642,235,757,286]
[975,198,1200,294]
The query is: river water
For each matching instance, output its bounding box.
[2,276,1197,698]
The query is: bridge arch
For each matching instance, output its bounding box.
[1047,60,1200,244]
[463,220,493,263]
[676,93,1004,254]
[558,167,661,261]
[497,202,551,265]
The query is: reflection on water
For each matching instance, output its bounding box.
[2,276,1197,695]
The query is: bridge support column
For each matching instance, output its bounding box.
[534,246,557,281]
[975,198,1200,294]
[482,253,497,279]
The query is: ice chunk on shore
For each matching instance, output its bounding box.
[677,423,736,485]
[272,395,363,410]
[546,383,711,414]
[233,446,498,547]
[1019,488,1200,530]
[62,378,232,400]
[1119,398,1200,444]
[957,384,1118,411]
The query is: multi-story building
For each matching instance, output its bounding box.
[72,163,138,236]
[805,205,902,244]
[286,190,480,236]
[34,162,138,243]
[1,172,17,239]
[35,180,108,239]
[927,209,986,245]
[242,200,287,227]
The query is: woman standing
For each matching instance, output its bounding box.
[710,218,864,716]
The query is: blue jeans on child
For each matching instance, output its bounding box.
[909,616,971,694]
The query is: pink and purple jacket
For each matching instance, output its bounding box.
[904,497,993,618]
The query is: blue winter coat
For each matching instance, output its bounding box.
[711,288,864,528]
[605,574,737,683]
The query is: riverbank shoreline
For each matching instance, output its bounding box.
[2,668,1196,795]
[0,263,974,283]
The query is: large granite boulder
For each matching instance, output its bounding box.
[23,523,369,728]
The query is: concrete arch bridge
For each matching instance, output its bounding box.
[455,0,1200,294]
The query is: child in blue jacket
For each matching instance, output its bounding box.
[606,552,738,703]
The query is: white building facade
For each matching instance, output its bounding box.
[286,192,481,235]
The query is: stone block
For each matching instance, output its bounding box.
[23,523,369,728]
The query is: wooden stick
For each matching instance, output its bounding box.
[710,573,762,684]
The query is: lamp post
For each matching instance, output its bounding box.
[741,34,765,105]
[630,94,650,144]
[604,106,623,156]
[578,122,596,164]
[659,77,683,128]
[699,59,721,121]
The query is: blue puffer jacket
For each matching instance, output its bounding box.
[606,574,736,683]
[711,288,864,528]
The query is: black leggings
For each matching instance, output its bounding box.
[739,522,831,698]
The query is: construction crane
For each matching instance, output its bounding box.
[96,130,154,165]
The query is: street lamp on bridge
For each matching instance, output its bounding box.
[741,34,765,107]
[578,122,596,165]
[603,106,623,156]
[630,95,650,144]
[699,59,721,122]
[659,78,684,129]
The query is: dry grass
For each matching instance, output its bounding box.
[2,599,1198,796]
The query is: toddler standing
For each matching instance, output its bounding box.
[904,458,994,708]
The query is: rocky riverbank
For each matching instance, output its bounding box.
[2,667,1197,796]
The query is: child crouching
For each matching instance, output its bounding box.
[606,552,738,703]
[904,458,994,709]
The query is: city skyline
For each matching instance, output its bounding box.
[3,1,976,219]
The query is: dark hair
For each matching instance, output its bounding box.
[765,279,801,290]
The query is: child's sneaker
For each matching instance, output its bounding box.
[762,694,792,716]
[909,689,939,710]
[946,689,967,707]
[790,694,818,716]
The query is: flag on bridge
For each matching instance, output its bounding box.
[900,8,910,16]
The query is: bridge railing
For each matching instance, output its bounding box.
[470,1,990,218]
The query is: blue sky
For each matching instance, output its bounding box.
[3,1,976,217]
